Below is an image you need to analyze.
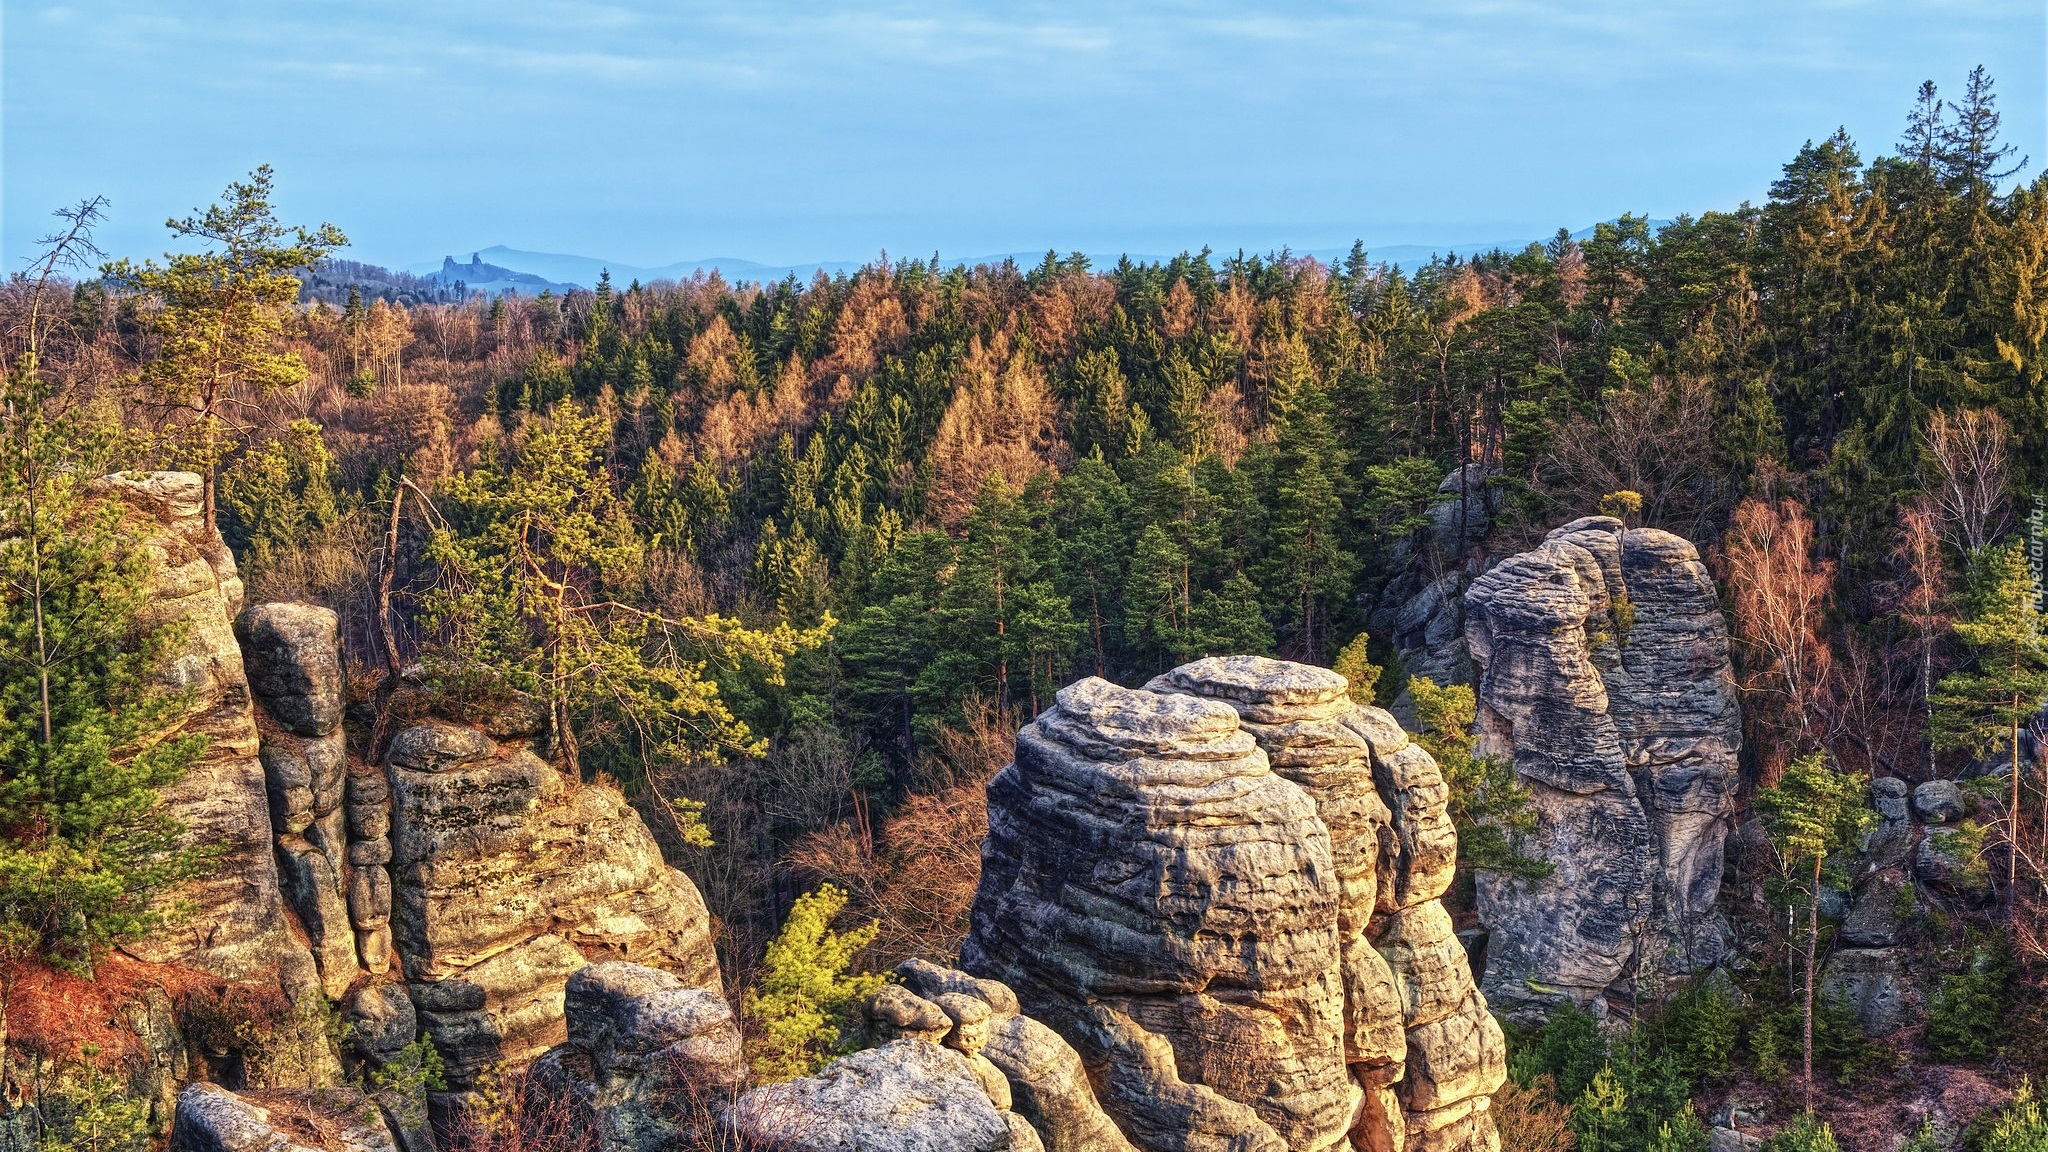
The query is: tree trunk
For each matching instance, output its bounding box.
[1804,853,1819,1112]
[2014,699,2024,903]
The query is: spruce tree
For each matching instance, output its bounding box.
[1053,454,1130,678]
[0,356,212,972]
[1932,539,2048,894]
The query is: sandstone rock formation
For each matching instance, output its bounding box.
[968,664,1503,1152]
[240,603,362,999]
[1364,464,1501,720]
[107,473,324,1006]
[1465,516,1740,1014]
[730,1040,1020,1152]
[529,962,745,1152]
[382,718,721,1092]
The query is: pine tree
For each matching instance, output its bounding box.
[1332,633,1382,705]
[741,885,886,1082]
[1409,676,1543,879]
[422,402,826,833]
[1754,753,1873,1110]
[106,167,346,538]
[1256,346,1356,662]
[1124,524,1194,673]
[0,363,211,972]
[1053,454,1130,678]
[1932,540,2048,894]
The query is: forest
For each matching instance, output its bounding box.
[6,66,2048,1152]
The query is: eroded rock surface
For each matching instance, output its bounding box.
[240,603,361,999]
[109,474,324,1007]
[1465,517,1739,1014]
[168,1082,398,1152]
[968,668,1501,1152]
[382,719,721,1090]
[728,1041,1017,1152]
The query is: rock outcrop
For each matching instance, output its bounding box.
[1465,517,1740,1015]
[530,962,745,1152]
[967,663,1502,1152]
[383,718,721,1093]
[240,603,362,1000]
[108,473,324,1006]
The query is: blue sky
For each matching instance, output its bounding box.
[5,1,2044,271]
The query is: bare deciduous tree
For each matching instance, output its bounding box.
[1719,493,1836,776]
[1923,407,2012,555]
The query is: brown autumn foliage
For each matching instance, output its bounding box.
[788,700,1014,967]
[1491,1074,1576,1152]
[1718,488,1837,780]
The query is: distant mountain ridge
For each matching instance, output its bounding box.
[407,222,1673,292]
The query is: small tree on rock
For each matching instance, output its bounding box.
[1754,752,1873,1111]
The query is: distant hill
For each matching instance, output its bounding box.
[397,222,1676,293]
[422,253,582,296]
[298,258,477,307]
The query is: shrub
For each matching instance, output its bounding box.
[39,1048,150,1152]
[1491,1073,1575,1152]
[741,884,888,1082]
[1927,941,2014,1061]
[1655,983,1740,1084]
[1762,1113,1841,1152]
[1332,633,1382,704]
[1973,1079,2048,1152]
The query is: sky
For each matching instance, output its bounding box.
[4,1,2045,272]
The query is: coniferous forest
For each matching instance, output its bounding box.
[9,67,2048,1151]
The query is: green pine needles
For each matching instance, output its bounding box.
[0,352,215,972]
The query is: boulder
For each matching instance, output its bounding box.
[1863,778,1913,868]
[1820,948,1911,1036]
[963,677,1352,1151]
[342,983,418,1067]
[726,1040,1017,1152]
[168,1082,398,1152]
[237,604,345,738]
[532,962,744,1152]
[1466,519,1739,1013]
[1841,869,1912,949]
[1709,1128,1762,1152]
[1917,826,1989,895]
[1914,780,1966,824]
[870,985,954,1045]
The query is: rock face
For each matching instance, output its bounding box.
[1364,464,1502,721]
[239,603,362,999]
[382,718,721,1092]
[107,473,324,1006]
[966,665,1502,1152]
[99,474,728,1134]
[730,1041,1017,1152]
[1465,517,1740,1014]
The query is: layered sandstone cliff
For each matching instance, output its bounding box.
[1464,516,1740,1015]
[966,661,1504,1152]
